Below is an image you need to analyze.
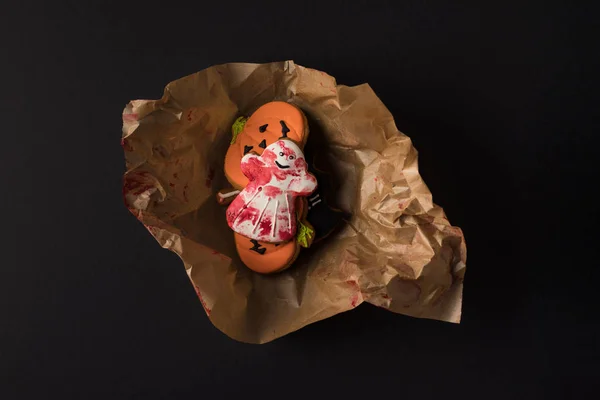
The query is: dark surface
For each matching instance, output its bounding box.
[2,1,598,398]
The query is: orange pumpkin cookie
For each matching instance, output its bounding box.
[225,101,309,189]
[233,198,314,274]
[233,234,300,274]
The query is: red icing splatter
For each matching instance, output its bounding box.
[294,158,307,170]
[252,162,287,185]
[277,142,295,157]
[277,224,295,242]
[262,185,282,197]
[258,217,272,236]
[227,202,260,226]
[169,182,175,188]
[289,177,300,187]
[187,110,193,121]
[280,169,299,179]
[290,174,316,196]
[261,149,277,163]
[173,173,178,179]
[239,206,260,225]
[241,156,271,186]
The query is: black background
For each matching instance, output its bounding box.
[2,1,598,398]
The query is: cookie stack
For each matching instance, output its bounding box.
[219,102,345,273]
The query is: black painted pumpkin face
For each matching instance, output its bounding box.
[225,101,308,188]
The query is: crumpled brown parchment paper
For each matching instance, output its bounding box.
[121,60,467,344]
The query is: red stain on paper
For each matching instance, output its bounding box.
[123,113,138,122]
[121,138,133,152]
[347,280,361,307]
[153,145,168,158]
[210,250,230,262]
[193,284,211,316]
[122,172,154,197]
[350,293,359,307]
[144,224,158,235]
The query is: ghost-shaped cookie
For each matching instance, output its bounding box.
[226,140,317,243]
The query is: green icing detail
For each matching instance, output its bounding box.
[296,221,314,248]
[231,116,247,144]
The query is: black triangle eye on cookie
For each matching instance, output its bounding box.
[280,120,290,139]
